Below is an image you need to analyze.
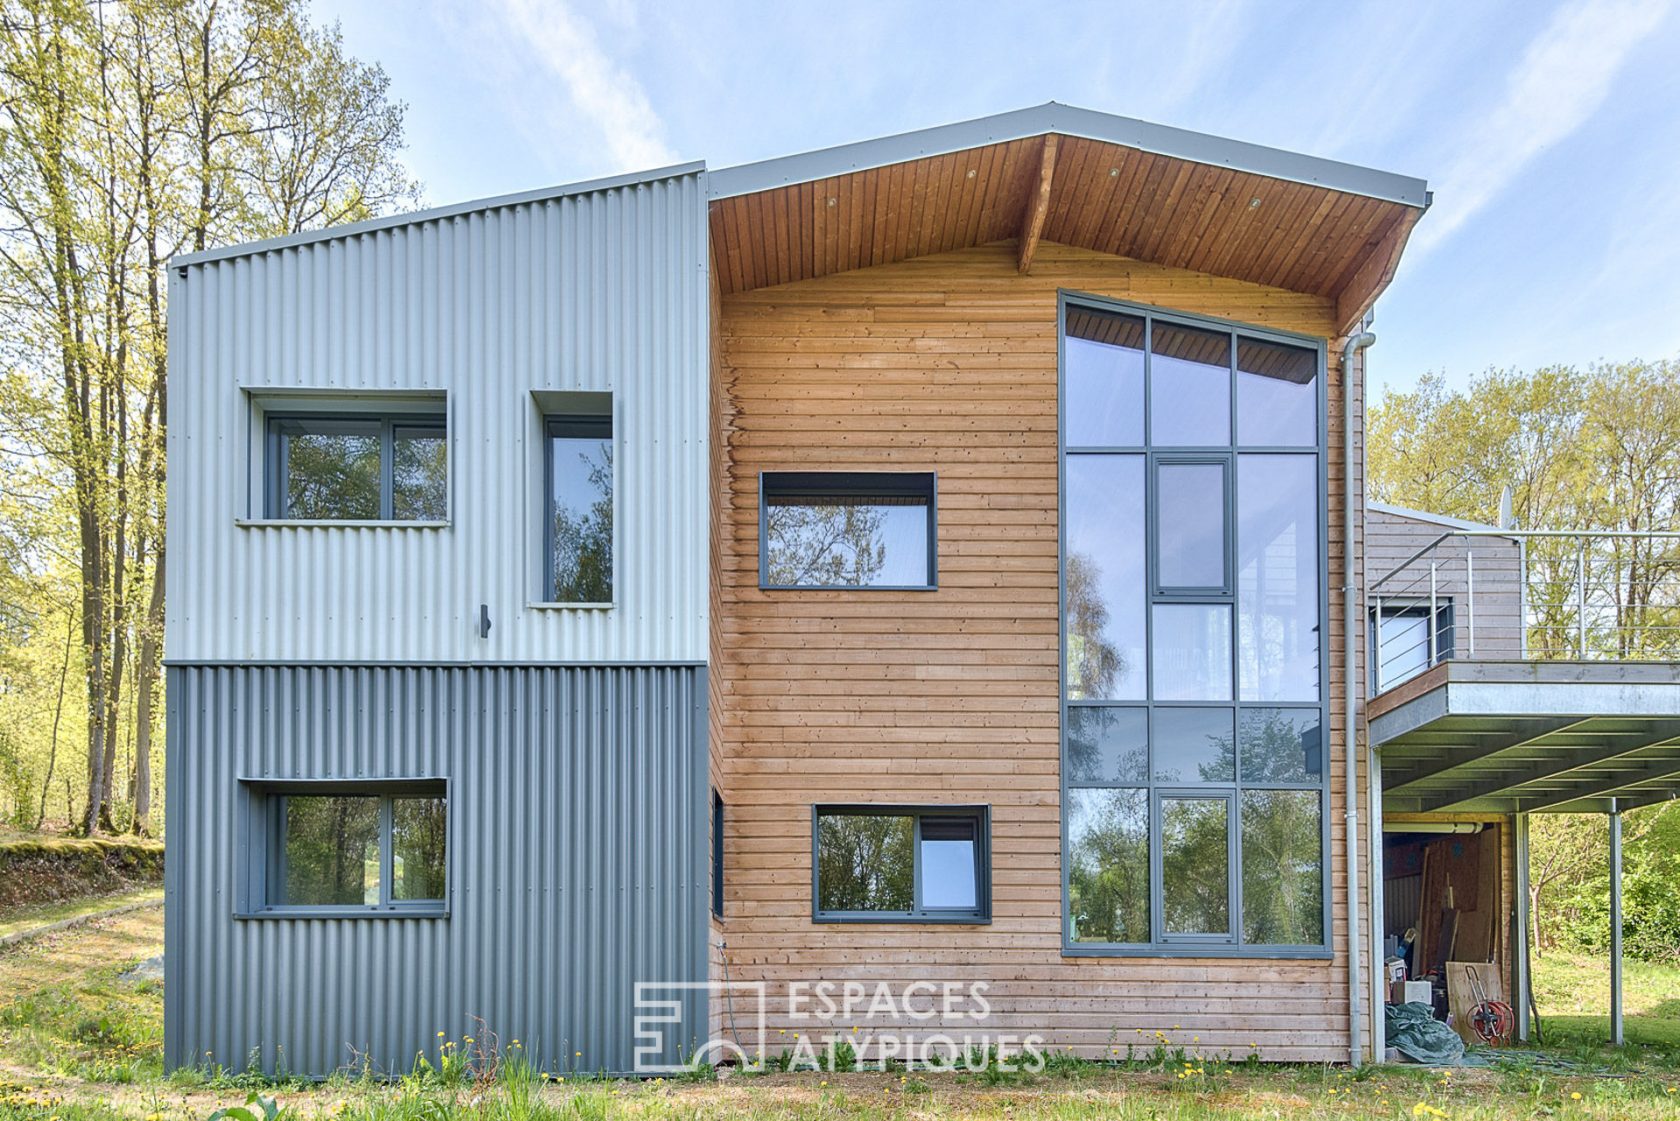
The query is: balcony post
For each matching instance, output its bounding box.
[1429,562,1439,666]
[1577,541,1588,658]
[1467,551,1476,659]
[1610,800,1624,1047]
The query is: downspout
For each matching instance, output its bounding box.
[1342,328,1377,1066]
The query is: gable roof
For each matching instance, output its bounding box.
[709,102,1428,206]
[708,102,1429,333]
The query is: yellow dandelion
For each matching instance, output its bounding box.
[1571,1092,1582,1101]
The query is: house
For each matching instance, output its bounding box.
[163,103,1676,1076]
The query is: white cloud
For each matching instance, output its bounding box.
[489,0,677,173]
[1411,0,1672,257]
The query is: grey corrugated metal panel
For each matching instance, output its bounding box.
[171,162,708,269]
[166,171,708,664]
[165,663,708,1077]
[708,101,1430,208]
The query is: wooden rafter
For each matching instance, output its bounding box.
[1017,134,1059,274]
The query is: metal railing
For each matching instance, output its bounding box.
[1368,528,1680,694]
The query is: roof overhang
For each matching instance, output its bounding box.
[1373,661,1680,815]
[709,102,1428,206]
[709,102,1429,333]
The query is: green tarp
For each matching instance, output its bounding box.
[1385,1001,1466,1065]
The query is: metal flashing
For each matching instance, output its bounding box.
[172,160,706,269]
[708,102,1428,208]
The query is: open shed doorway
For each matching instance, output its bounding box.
[1382,819,1513,1041]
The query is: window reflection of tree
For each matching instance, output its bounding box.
[1067,789,1148,943]
[1162,798,1229,934]
[817,814,914,912]
[552,442,614,602]
[767,501,889,587]
[1241,790,1321,944]
[287,432,380,518]
[1065,552,1125,697]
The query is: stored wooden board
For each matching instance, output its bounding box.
[1446,961,1508,1046]
[709,241,1379,1061]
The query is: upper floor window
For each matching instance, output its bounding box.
[1060,297,1328,956]
[760,472,937,590]
[266,413,447,521]
[546,413,614,604]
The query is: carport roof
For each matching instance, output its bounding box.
[1373,661,1680,815]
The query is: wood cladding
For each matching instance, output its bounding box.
[709,241,1375,1062]
[708,133,1421,339]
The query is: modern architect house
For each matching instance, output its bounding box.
[164,103,1680,1075]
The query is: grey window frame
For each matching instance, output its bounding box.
[812,804,990,924]
[712,788,725,920]
[1058,292,1332,959]
[759,472,938,591]
[1369,600,1455,694]
[237,778,449,919]
[1151,455,1234,596]
[264,412,447,521]
[543,412,616,604]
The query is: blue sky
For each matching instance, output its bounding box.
[314,0,1680,397]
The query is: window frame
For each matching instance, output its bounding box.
[542,411,618,607]
[811,804,990,925]
[237,778,450,919]
[712,788,725,920]
[264,412,448,523]
[1370,600,1456,694]
[1058,292,1332,959]
[759,472,938,591]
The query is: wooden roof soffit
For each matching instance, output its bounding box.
[1017,134,1059,274]
[1334,205,1423,337]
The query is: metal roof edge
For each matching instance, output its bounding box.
[706,101,1429,208]
[172,159,708,270]
[1368,500,1506,533]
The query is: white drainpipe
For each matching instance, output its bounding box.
[1342,328,1377,1066]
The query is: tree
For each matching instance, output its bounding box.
[0,0,417,834]
[1370,358,1680,962]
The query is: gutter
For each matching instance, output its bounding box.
[1341,328,1377,1066]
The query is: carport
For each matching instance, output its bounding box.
[1371,660,1680,1045]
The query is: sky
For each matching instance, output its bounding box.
[312,0,1680,398]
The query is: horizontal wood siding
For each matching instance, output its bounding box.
[711,241,1371,1062]
[1367,510,1524,668]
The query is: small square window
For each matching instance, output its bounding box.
[761,472,936,590]
[266,413,447,521]
[813,805,989,923]
[247,782,447,915]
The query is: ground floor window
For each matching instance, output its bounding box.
[244,781,448,914]
[813,805,989,923]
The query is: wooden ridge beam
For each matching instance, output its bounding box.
[1017,134,1059,274]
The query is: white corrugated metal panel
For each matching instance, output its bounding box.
[164,664,709,1076]
[165,169,708,663]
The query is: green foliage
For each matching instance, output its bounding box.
[208,1092,290,1121]
[0,0,419,837]
[814,813,913,913]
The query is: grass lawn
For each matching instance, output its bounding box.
[0,889,163,942]
[1,908,1678,1119]
[1533,950,1680,1052]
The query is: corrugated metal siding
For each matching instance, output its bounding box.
[165,171,707,663]
[164,664,708,1076]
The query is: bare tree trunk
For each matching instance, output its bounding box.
[130,557,163,835]
[35,606,76,830]
[1529,882,1545,961]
